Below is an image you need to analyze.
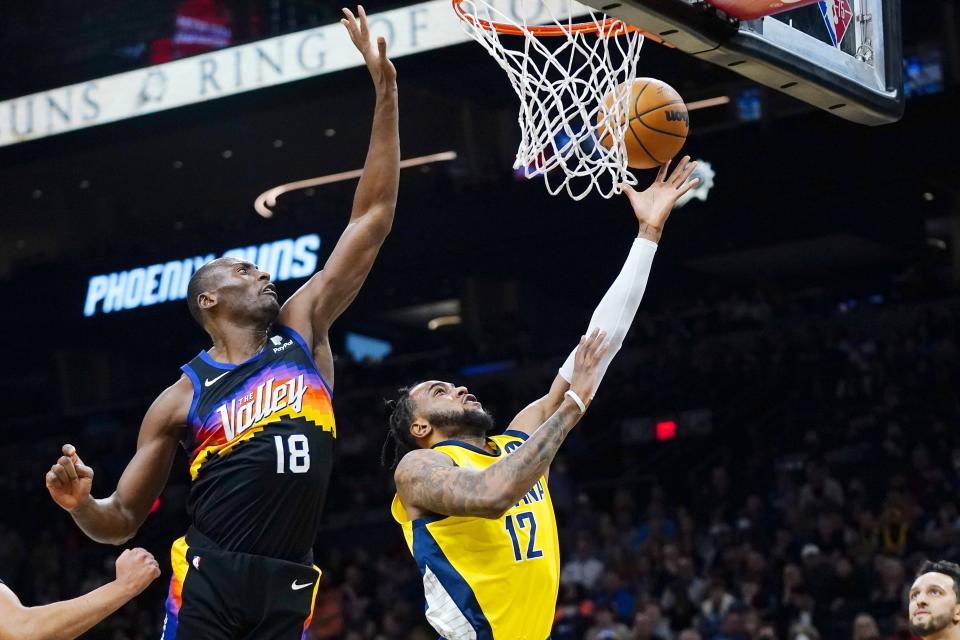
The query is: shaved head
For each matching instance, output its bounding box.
[186,258,231,325]
[185,258,280,332]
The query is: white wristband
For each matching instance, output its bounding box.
[564,389,587,414]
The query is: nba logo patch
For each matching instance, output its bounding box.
[192,555,202,570]
[818,0,853,48]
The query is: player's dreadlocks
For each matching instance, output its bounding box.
[382,385,422,469]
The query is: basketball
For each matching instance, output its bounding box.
[597,77,689,170]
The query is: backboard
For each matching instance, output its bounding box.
[577,0,904,125]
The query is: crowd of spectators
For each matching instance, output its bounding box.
[1,273,958,640]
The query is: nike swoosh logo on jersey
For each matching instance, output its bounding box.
[204,372,229,387]
[291,580,314,591]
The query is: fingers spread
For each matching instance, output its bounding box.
[669,155,690,185]
[357,5,369,34]
[657,160,671,182]
[679,159,698,184]
[677,177,701,197]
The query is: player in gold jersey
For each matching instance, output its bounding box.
[386,158,700,640]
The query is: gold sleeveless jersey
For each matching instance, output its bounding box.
[391,431,559,640]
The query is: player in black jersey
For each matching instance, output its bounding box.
[44,7,398,639]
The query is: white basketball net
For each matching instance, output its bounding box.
[456,0,644,200]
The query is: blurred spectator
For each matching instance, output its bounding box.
[850,613,880,640]
[587,605,632,640]
[563,537,607,591]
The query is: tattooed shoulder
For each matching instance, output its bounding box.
[394,448,455,487]
[394,448,499,518]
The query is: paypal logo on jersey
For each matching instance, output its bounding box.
[83,234,320,317]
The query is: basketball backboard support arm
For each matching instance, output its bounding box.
[579,0,904,125]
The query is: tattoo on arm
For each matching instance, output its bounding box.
[397,401,581,518]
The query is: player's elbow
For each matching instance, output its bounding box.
[478,494,515,519]
[87,532,133,546]
[366,210,394,238]
[105,531,137,546]
[91,520,140,546]
[107,521,141,546]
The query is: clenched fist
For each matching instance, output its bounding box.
[114,548,161,597]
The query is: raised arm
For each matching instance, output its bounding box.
[46,378,188,545]
[280,6,400,386]
[509,157,700,436]
[0,549,159,640]
[396,331,608,519]
[507,373,570,437]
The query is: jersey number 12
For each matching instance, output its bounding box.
[505,511,543,562]
[274,434,310,474]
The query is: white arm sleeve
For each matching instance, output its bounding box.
[558,238,657,395]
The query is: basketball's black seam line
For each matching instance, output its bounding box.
[636,118,688,139]
[632,81,650,116]
[628,120,655,160]
[633,100,685,120]
[628,120,660,166]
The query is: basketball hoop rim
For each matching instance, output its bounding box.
[452,0,636,37]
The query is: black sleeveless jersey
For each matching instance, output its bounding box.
[179,325,336,562]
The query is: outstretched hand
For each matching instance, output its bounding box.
[622,156,699,243]
[341,6,397,93]
[569,329,611,408]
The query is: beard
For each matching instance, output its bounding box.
[427,405,495,438]
[909,612,954,637]
[255,295,281,322]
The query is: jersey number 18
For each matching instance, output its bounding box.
[274,434,310,473]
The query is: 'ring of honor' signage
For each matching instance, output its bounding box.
[83,234,320,317]
[0,1,589,148]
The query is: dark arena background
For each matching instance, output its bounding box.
[1,1,959,638]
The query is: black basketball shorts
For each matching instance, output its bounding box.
[161,528,321,640]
